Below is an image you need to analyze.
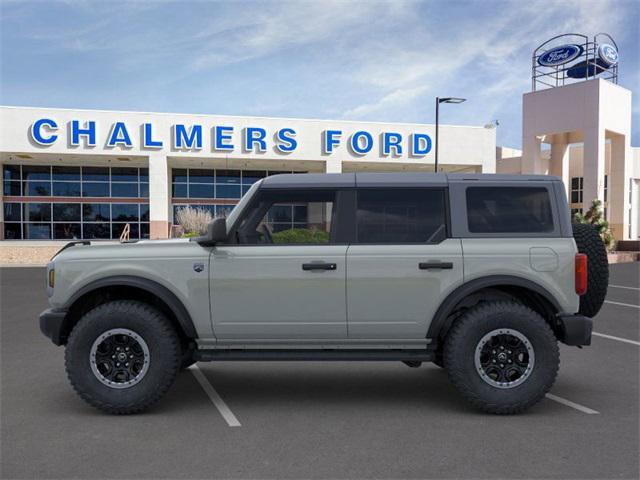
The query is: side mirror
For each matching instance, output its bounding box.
[209,217,227,243]
[193,217,227,246]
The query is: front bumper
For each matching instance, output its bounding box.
[557,314,592,346]
[39,308,68,346]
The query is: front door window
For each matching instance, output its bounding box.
[236,190,335,245]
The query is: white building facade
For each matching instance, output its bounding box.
[0,106,496,241]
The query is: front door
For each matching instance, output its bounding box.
[210,188,348,339]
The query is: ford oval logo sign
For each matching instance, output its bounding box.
[598,44,618,66]
[538,44,583,67]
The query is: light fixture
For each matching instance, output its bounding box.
[435,96,467,172]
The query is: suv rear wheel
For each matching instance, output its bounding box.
[65,300,181,414]
[443,301,559,414]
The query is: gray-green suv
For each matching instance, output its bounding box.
[40,173,609,415]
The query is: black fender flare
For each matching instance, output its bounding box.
[64,275,197,339]
[426,275,561,341]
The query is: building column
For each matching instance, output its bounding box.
[148,153,170,239]
[582,126,606,214]
[609,134,631,240]
[522,135,543,174]
[549,134,570,195]
[325,160,342,173]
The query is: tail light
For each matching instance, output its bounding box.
[575,253,588,295]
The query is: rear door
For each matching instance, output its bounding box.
[346,188,463,339]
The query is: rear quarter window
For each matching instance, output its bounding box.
[466,186,554,234]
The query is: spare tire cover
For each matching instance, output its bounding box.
[572,223,609,317]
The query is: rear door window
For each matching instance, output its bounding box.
[466,187,554,233]
[356,188,447,243]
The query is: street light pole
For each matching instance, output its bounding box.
[435,97,440,173]
[434,96,467,173]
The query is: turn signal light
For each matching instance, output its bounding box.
[48,269,55,289]
[575,254,587,295]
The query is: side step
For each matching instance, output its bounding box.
[193,349,435,362]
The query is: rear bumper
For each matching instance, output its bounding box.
[39,308,68,346]
[557,314,592,346]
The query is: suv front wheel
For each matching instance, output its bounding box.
[65,300,181,414]
[443,301,559,414]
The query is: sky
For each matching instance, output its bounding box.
[1,0,638,149]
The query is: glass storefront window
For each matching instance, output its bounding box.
[169,168,300,225]
[3,165,21,181]
[3,181,21,196]
[82,182,110,197]
[53,204,81,222]
[111,183,139,197]
[52,182,81,197]
[25,203,52,222]
[3,202,21,221]
[188,184,215,199]
[2,200,147,240]
[22,165,51,181]
[112,204,139,222]
[4,223,22,239]
[82,167,109,182]
[52,166,80,181]
[83,203,111,221]
[24,223,51,239]
[111,167,138,181]
[54,223,81,239]
[25,181,51,196]
[83,223,111,239]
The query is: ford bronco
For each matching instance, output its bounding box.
[40,173,608,414]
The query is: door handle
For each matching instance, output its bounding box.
[419,262,453,270]
[302,262,337,271]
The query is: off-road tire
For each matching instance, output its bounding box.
[65,300,181,414]
[444,301,559,414]
[572,223,609,317]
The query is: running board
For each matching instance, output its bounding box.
[193,349,435,362]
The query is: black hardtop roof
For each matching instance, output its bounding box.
[259,172,560,189]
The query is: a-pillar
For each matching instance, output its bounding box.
[609,133,631,239]
[549,134,570,194]
[582,126,606,214]
[148,153,171,239]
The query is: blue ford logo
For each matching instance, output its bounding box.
[598,44,618,66]
[538,44,583,67]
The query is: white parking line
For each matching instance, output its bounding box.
[545,393,600,414]
[593,332,640,346]
[189,365,241,427]
[604,300,640,309]
[609,284,640,291]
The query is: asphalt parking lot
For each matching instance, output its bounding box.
[1,263,638,479]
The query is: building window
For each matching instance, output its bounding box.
[571,208,581,220]
[170,168,303,225]
[2,164,149,240]
[570,177,583,204]
[603,175,608,203]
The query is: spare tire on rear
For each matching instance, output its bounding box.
[572,223,609,317]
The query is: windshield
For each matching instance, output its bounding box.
[225,180,262,231]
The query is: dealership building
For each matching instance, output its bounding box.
[0,106,496,241]
[0,34,638,243]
